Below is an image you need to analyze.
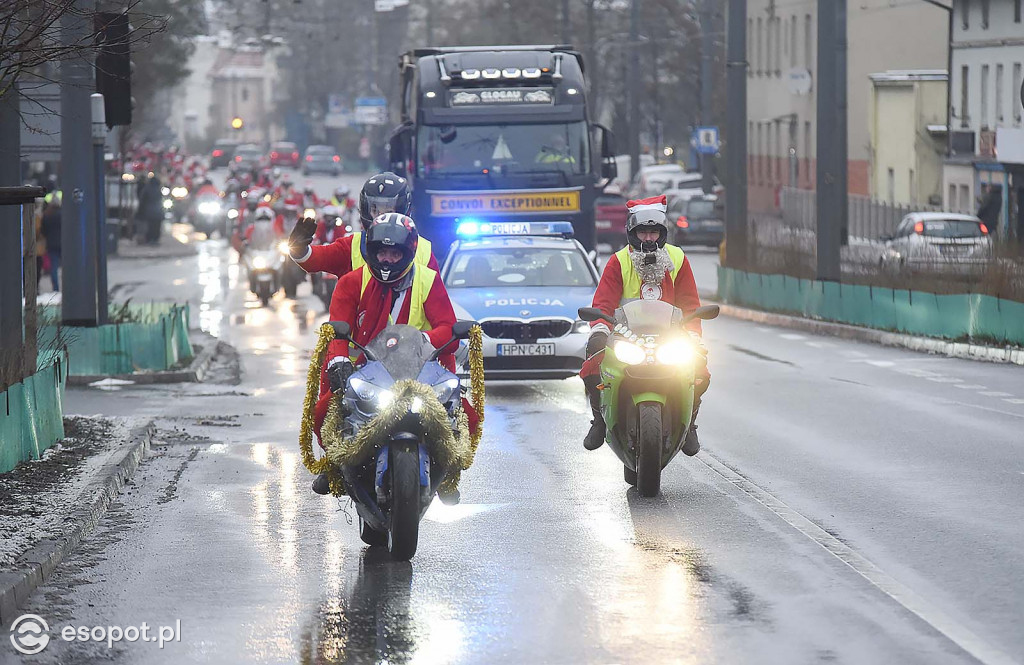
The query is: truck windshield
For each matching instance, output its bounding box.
[417,122,589,177]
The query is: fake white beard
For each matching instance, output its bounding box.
[629,247,673,286]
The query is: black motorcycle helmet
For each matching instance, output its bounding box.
[625,195,669,252]
[360,213,419,283]
[358,172,412,229]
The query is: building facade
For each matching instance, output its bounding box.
[946,0,1024,235]
[745,0,947,214]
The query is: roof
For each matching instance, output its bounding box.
[870,69,947,83]
[905,212,982,222]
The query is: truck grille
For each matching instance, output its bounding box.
[481,319,573,340]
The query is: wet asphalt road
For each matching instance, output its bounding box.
[4,172,1024,664]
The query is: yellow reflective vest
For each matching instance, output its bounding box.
[614,244,686,303]
[350,232,433,272]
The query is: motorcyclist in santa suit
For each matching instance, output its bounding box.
[580,194,710,454]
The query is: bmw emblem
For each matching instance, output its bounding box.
[520,310,531,317]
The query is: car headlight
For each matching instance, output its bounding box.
[432,377,460,403]
[278,240,291,255]
[252,255,268,269]
[162,199,173,209]
[572,319,590,334]
[227,208,239,219]
[172,187,188,199]
[655,339,695,365]
[198,201,221,215]
[613,340,646,365]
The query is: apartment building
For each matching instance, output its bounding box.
[745,0,947,214]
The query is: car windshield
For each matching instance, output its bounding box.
[272,143,296,150]
[922,220,986,238]
[307,146,332,154]
[237,146,261,156]
[446,247,595,288]
[686,200,717,217]
[417,122,590,177]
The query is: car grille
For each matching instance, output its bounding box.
[481,319,573,341]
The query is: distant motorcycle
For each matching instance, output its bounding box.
[578,301,719,497]
[327,320,477,560]
[242,218,289,306]
[191,193,224,237]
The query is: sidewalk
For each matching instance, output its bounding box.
[114,223,199,260]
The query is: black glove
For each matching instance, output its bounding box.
[586,331,609,357]
[287,215,317,260]
[327,359,353,394]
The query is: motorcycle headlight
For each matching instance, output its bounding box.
[161,187,171,196]
[655,339,696,365]
[227,208,239,219]
[252,255,268,269]
[572,319,590,334]
[172,187,188,199]
[350,377,394,409]
[198,201,221,215]
[162,199,173,209]
[432,377,460,403]
[303,208,316,219]
[613,340,646,365]
[278,240,291,255]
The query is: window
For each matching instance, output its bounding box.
[756,18,763,75]
[960,65,970,127]
[981,64,989,127]
[766,18,773,75]
[1014,64,1023,125]
[446,248,596,288]
[775,123,782,181]
[981,0,989,28]
[758,123,765,183]
[909,169,916,205]
[748,121,754,179]
[1016,0,1022,22]
[949,184,957,211]
[804,15,813,70]
[996,64,1004,123]
[962,0,970,30]
[959,184,971,212]
[804,121,812,184]
[887,168,895,204]
[790,16,797,69]
[416,122,590,177]
[774,18,782,75]
[768,123,775,183]
[241,87,249,102]
[747,19,753,76]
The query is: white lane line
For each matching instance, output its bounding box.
[697,452,1016,665]
[926,377,963,384]
[1003,398,1024,405]
[954,384,987,390]
[780,333,806,340]
[841,350,869,358]
[898,368,940,378]
[756,326,773,332]
[979,391,1014,398]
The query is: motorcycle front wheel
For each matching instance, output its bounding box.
[360,518,388,547]
[387,444,421,561]
[636,402,663,497]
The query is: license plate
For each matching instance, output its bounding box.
[595,219,611,229]
[497,343,555,356]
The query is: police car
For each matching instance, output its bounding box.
[441,221,598,379]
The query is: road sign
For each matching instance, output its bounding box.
[694,126,720,154]
[355,97,388,125]
[328,94,346,115]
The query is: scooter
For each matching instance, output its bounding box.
[327,320,477,560]
[578,301,719,497]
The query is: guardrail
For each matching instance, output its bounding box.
[780,187,940,241]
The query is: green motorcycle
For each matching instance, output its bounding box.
[578,301,719,497]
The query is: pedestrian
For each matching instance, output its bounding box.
[138,174,165,244]
[40,196,62,292]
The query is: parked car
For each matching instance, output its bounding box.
[880,213,992,266]
[210,139,238,168]
[268,141,300,168]
[302,145,342,176]
[669,193,724,247]
[594,187,628,246]
[233,144,265,171]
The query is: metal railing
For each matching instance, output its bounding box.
[780,186,940,241]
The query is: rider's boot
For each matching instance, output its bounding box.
[583,375,606,451]
[683,402,702,456]
[438,472,462,505]
[312,472,331,495]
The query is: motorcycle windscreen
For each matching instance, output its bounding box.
[618,299,683,334]
[250,221,277,249]
[366,324,435,381]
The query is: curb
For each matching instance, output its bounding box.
[0,422,155,627]
[66,338,221,387]
[703,291,1024,366]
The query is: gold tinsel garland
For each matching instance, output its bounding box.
[299,323,487,499]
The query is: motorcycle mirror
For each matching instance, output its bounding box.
[329,320,352,340]
[578,307,614,325]
[684,305,720,322]
[451,320,478,340]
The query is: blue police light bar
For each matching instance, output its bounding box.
[456,220,575,238]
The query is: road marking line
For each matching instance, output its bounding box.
[780,333,806,340]
[697,452,1016,665]
[926,377,963,384]
[954,384,987,390]
[1003,398,1024,405]
[979,391,1013,398]
[840,350,868,358]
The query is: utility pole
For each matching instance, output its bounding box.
[561,0,571,44]
[426,0,435,44]
[61,0,100,326]
[628,0,640,182]
[815,0,845,281]
[700,0,715,192]
[92,94,109,324]
[725,0,748,268]
[0,77,23,353]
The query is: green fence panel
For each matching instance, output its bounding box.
[0,353,67,473]
[717,267,1024,346]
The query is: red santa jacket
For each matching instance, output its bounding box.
[297,234,440,278]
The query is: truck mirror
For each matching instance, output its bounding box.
[593,124,617,185]
[388,123,413,177]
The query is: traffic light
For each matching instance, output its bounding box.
[95,12,132,128]
[231,117,244,130]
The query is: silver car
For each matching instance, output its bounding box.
[881,213,992,266]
